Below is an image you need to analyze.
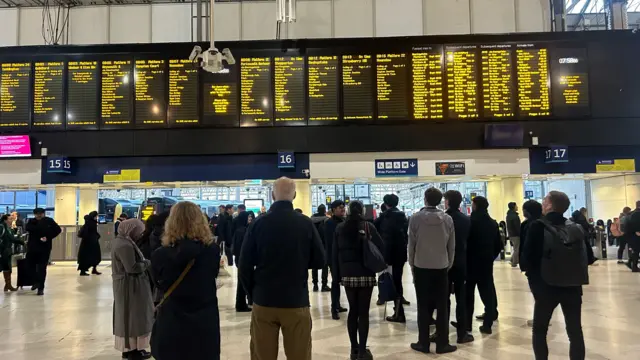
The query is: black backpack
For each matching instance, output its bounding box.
[540,219,589,287]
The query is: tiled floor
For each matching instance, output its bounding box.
[0,260,637,359]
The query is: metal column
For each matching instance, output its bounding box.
[550,0,566,32]
[606,0,629,30]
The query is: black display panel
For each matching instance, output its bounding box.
[32,62,64,129]
[0,62,31,129]
[101,60,132,128]
[446,45,479,119]
[342,54,373,120]
[274,56,305,126]
[168,59,199,127]
[203,63,239,127]
[550,47,590,117]
[308,55,339,125]
[67,61,98,129]
[480,44,514,118]
[135,59,166,127]
[411,46,444,120]
[516,44,550,117]
[376,53,409,120]
[240,57,272,127]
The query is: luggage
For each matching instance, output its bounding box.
[540,219,590,287]
[17,258,35,288]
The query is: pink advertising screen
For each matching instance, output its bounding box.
[0,135,32,157]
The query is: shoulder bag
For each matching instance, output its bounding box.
[361,222,387,273]
[155,259,195,312]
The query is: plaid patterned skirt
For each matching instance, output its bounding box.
[341,276,377,288]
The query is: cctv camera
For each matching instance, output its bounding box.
[189,46,202,62]
[189,45,235,74]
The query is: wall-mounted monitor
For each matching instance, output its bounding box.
[0,135,31,157]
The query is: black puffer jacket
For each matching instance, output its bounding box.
[467,210,503,268]
[445,208,470,270]
[374,207,408,265]
[332,220,385,279]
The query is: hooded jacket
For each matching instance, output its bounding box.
[374,207,408,265]
[408,207,455,270]
[151,238,221,359]
[467,209,502,269]
[506,209,521,237]
[310,213,328,244]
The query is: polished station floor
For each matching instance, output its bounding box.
[0,261,637,360]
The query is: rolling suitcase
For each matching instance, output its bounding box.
[17,258,35,288]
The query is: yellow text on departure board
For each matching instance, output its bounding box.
[559,75,584,105]
[0,63,30,127]
[446,48,479,119]
[481,46,513,118]
[516,47,550,116]
[412,50,444,119]
[274,56,304,121]
[168,59,198,123]
[308,56,338,121]
[342,55,373,120]
[101,60,131,122]
[33,62,64,125]
[241,57,271,122]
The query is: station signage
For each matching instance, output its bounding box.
[103,169,141,183]
[435,162,466,176]
[277,151,296,169]
[46,156,72,174]
[375,158,418,177]
[596,159,636,173]
[545,145,569,163]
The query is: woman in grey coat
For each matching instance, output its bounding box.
[112,219,154,360]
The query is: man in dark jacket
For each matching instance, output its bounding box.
[26,208,61,295]
[239,177,325,359]
[324,200,347,320]
[440,190,474,343]
[374,194,409,323]
[506,202,522,267]
[229,204,246,266]
[217,204,234,265]
[521,191,587,359]
[310,204,330,292]
[114,213,128,236]
[465,196,502,334]
[623,201,640,272]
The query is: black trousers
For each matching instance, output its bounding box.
[225,244,234,266]
[448,266,467,339]
[312,265,329,286]
[29,251,49,291]
[530,280,585,360]
[329,265,341,311]
[618,237,627,260]
[414,267,449,348]
[392,263,404,298]
[465,263,497,329]
[344,286,374,352]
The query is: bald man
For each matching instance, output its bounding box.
[239,177,325,360]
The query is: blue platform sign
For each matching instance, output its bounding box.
[375,159,418,177]
[277,151,296,169]
[545,145,569,163]
[46,156,72,174]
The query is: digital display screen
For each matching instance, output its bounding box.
[67,61,98,129]
[516,44,551,117]
[101,60,132,128]
[376,53,409,120]
[480,45,514,118]
[550,47,590,117]
[446,45,479,119]
[33,62,64,128]
[342,54,373,120]
[240,57,272,127]
[412,46,444,120]
[308,55,339,124]
[203,63,239,127]
[0,135,31,157]
[275,56,305,125]
[168,59,199,126]
[135,59,166,127]
[0,62,31,129]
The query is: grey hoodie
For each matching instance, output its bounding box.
[408,207,455,270]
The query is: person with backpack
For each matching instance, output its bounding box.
[310,204,330,292]
[408,188,457,355]
[522,191,588,360]
[333,200,385,360]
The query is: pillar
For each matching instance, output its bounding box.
[54,186,77,226]
[78,189,99,221]
[606,0,628,30]
[486,178,524,222]
[293,179,312,216]
[551,0,566,31]
[486,180,504,222]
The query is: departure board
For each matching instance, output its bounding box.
[480,45,514,118]
[446,45,479,119]
[168,59,199,126]
[308,55,339,124]
[516,44,550,117]
[67,61,98,129]
[240,57,272,127]
[0,62,31,129]
[274,56,305,125]
[101,60,132,127]
[550,48,590,117]
[342,54,373,120]
[203,63,239,127]
[412,46,444,120]
[135,59,166,127]
[376,53,409,119]
[32,62,64,128]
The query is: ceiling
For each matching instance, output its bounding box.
[0,0,245,7]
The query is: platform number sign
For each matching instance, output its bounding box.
[47,156,72,174]
[278,151,296,169]
[545,145,569,163]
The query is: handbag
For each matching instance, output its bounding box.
[377,271,397,303]
[361,223,386,273]
[155,259,195,312]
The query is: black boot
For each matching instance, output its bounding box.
[92,267,102,275]
[386,299,406,323]
[80,270,89,276]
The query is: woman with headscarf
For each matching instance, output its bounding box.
[77,211,102,276]
[112,219,154,360]
[0,214,25,291]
